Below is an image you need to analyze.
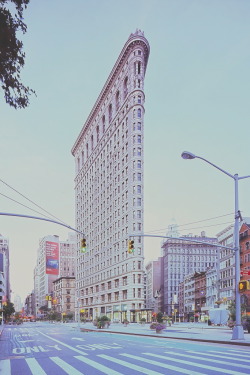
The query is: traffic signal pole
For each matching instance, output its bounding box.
[0,212,85,236]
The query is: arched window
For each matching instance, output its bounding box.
[81,150,84,166]
[91,134,94,150]
[137,108,141,118]
[96,126,99,143]
[115,91,120,111]
[86,143,89,158]
[124,77,128,98]
[109,104,112,123]
[102,115,105,134]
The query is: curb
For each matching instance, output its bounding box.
[80,328,250,346]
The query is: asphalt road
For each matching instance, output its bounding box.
[0,322,249,374]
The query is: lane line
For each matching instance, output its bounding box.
[119,353,206,375]
[75,355,123,375]
[36,330,87,356]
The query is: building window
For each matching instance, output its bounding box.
[137,108,141,118]
[109,104,112,123]
[116,91,120,111]
[123,77,128,98]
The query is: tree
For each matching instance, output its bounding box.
[3,301,15,320]
[0,0,35,109]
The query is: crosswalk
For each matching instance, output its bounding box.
[0,348,249,374]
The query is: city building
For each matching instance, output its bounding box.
[13,294,23,313]
[34,234,60,313]
[59,232,76,278]
[24,291,35,317]
[34,233,76,317]
[71,30,150,322]
[194,271,206,315]
[205,267,218,310]
[161,229,218,316]
[53,276,75,318]
[239,221,250,307]
[183,272,195,320]
[0,234,10,306]
[217,224,235,307]
[145,257,163,314]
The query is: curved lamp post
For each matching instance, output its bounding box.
[181,151,250,340]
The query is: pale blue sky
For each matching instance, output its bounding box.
[1,0,250,302]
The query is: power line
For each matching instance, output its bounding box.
[146,213,234,234]
[0,178,68,225]
[0,192,62,222]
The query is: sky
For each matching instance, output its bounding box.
[1,0,250,303]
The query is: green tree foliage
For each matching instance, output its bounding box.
[3,301,15,320]
[0,0,35,109]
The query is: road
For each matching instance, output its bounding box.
[0,322,249,374]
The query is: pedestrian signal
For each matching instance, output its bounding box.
[238,280,250,292]
[128,240,134,253]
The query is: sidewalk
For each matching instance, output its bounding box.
[77,321,250,346]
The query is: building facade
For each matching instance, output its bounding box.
[145,257,163,314]
[239,222,250,307]
[217,224,235,307]
[0,234,10,308]
[71,30,150,322]
[53,276,75,318]
[161,231,218,316]
[34,233,76,317]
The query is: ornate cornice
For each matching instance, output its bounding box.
[71,31,150,156]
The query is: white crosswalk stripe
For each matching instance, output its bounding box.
[98,354,166,375]
[0,359,11,375]
[213,350,250,358]
[144,352,249,375]
[1,349,250,375]
[119,353,206,375]
[25,358,47,375]
[50,357,84,375]
[167,351,250,369]
[75,355,123,375]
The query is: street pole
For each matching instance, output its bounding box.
[232,174,242,339]
[181,151,250,340]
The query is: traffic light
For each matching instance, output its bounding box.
[128,240,134,253]
[81,238,87,253]
[238,280,250,292]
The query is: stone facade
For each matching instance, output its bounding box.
[71,30,150,322]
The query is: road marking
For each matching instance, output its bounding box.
[145,352,247,375]
[119,354,205,375]
[0,359,11,375]
[170,351,250,369]
[50,357,84,375]
[99,354,167,375]
[26,358,47,375]
[19,340,35,343]
[36,330,87,355]
[72,337,85,341]
[75,355,122,375]
[188,350,250,363]
[209,350,250,358]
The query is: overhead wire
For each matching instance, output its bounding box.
[145,212,234,234]
[0,178,69,225]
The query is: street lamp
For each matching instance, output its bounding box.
[181,151,250,340]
